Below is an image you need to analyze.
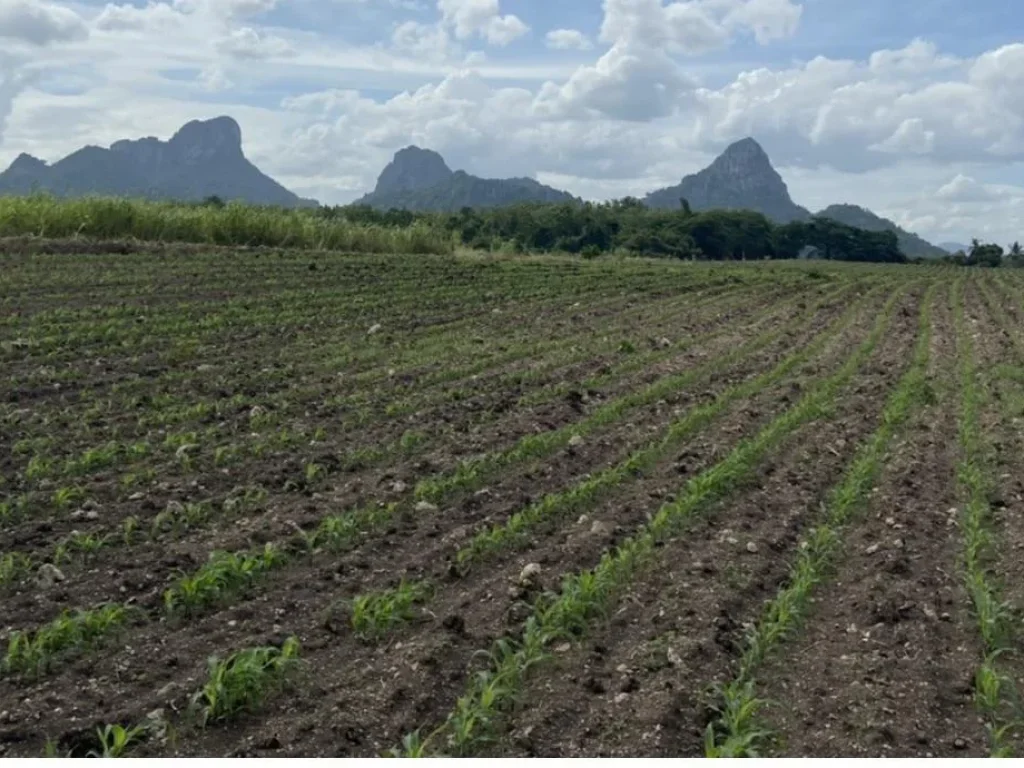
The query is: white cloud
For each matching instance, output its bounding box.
[545,29,593,51]
[599,0,802,54]
[534,43,695,121]
[437,0,528,45]
[0,0,87,45]
[216,26,293,59]
[1,0,1023,246]
[723,0,802,44]
[198,65,233,92]
[392,20,455,61]
[869,118,936,155]
[94,3,184,32]
[935,173,997,202]
[693,39,1024,171]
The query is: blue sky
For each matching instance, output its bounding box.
[1,0,1022,244]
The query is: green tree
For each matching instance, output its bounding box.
[1008,241,1023,268]
[968,240,1004,268]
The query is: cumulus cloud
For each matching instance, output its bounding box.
[437,0,528,45]
[869,118,936,155]
[95,3,184,31]
[3,0,1024,246]
[545,29,593,50]
[693,40,1024,171]
[935,174,997,202]
[0,0,88,45]
[723,0,802,44]
[216,26,293,59]
[534,44,695,121]
[391,20,453,61]
[599,0,802,54]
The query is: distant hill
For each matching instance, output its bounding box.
[355,146,578,211]
[642,138,946,258]
[816,204,947,259]
[939,241,970,254]
[644,138,811,224]
[0,116,316,207]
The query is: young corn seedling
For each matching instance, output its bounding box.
[51,485,86,511]
[163,543,286,615]
[4,603,130,677]
[953,279,1024,756]
[349,579,433,640]
[192,636,300,725]
[304,503,397,552]
[52,531,110,565]
[0,552,35,585]
[703,284,935,757]
[703,681,774,758]
[394,285,906,756]
[88,723,148,758]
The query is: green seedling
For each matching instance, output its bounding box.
[193,636,300,725]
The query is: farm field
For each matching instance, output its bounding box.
[2,242,1024,758]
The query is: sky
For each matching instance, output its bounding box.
[0,0,1022,246]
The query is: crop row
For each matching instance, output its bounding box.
[394,285,908,755]
[0,278,888,673]
[703,281,936,756]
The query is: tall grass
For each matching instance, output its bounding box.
[0,194,453,255]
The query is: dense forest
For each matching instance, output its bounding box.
[324,198,912,263]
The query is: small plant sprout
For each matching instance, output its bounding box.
[193,636,301,725]
[88,723,148,758]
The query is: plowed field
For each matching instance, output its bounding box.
[2,244,1021,757]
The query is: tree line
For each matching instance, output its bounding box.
[940,239,1023,268]
[322,198,913,263]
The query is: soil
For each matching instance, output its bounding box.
[1,253,1009,759]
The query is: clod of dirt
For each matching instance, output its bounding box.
[390,480,407,493]
[656,337,672,349]
[568,435,585,449]
[507,602,533,625]
[746,542,759,554]
[157,682,183,701]
[415,501,438,513]
[519,562,543,587]
[865,543,881,555]
[953,738,968,750]
[590,520,612,537]
[35,563,65,588]
[367,323,382,335]
[71,508,101,521]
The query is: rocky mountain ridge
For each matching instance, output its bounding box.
[0,116,316,207]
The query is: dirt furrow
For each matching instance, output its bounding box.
[484,285,924,758]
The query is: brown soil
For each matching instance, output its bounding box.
[750,286,987,758]
[3,256,1002,760]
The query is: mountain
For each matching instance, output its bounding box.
[815,204,947,259]
[355,146,578,211]
[644,138,811,223]
[0,116,316,207]
[939,241,970,254]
